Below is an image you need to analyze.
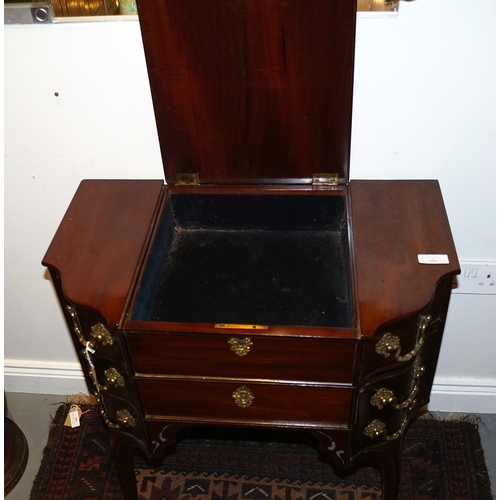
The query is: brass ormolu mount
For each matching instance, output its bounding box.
[367,315,431,441]
[375,314,431,362]
[66,304,113,349]
[364,356,426,442]
[371,357,425,410]
[102,367,125,391]
[66,304,134,429]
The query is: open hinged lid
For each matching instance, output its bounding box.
[136,0,357,186]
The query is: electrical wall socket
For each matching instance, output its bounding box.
[452,261,496,295]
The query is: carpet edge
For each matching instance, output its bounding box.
[461,418,494,500]
[28,404,70,500]
[31,404,494,500]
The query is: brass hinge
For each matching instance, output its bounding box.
[175,173,200,186]
[312,173,339,186]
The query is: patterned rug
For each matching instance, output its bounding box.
[30,403,492,500]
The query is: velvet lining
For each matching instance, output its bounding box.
[132,194,352,328]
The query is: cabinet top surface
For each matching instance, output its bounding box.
[43,179,460,338]
[136,0,357,186]
[349,180,460,336]
[42,180,165,327]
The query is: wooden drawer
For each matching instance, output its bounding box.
[127,332,356,384]
[138,379,352,426]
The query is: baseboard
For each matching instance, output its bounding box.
[4,359,87,396]
[429,376,496,414]
[4,360,496,414]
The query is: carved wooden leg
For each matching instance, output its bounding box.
[310,429,350,471]
[108,430,140,500]
[366,438,404,500]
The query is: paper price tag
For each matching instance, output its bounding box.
[64,405,82,428]
[70,410,80,428]
[418,254,449,265]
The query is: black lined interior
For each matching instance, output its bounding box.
[132,194,352,328]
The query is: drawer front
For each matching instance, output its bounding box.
[127,333,356,384]
[138,379,352,426]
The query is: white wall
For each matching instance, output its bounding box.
[4,1,495,412]
[350,1,496,413]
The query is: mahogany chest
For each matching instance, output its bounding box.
[42,1,460,499]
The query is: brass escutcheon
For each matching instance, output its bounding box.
[375,314,431,362]
[232,386,255,409]
[228,337,253,357]
[90,323,114,346]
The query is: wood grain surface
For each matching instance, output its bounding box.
[42,180,165,326]
[136,0,356,184]
[350,180,460,337]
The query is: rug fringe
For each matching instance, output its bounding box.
[66,392,97,405]
[417,411,480,427]
[32,404,492,500]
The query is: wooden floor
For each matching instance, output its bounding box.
[5,392,496,499]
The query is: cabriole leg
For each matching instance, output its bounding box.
[366,438,404,500]
[108,430,140,500]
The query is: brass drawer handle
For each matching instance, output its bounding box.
[102,367,125,391]
[364,419,388,439]
[365,357,426,441]
[363,356,425,441]
[94,392,136,429]
[228,337,253,357]
[375,314,431,362]
[370,388,397,410]
[102,407,136,429]
[232,386,255,408]
[371,381,418,411]
[364,416,408,442]
[113,409,136,428]
[371,357,425,410]
[90,323,114,347]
